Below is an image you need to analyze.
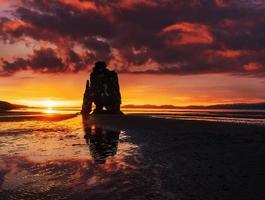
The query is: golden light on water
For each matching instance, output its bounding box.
[44,107,55,114]
[42,100,57,114]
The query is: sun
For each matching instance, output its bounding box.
[42,100,57,114]
[42,100,56,108]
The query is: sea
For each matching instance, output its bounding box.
[2,106,265,126]
[0,107,265,199]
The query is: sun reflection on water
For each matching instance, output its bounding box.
[43,107,56,114]
[0,115,173,199]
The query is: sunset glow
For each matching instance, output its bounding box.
[44,107,55,114]
[1,1,265,199]
[0,0,265,107]
[2,73,265,107]
[42,100,57,108]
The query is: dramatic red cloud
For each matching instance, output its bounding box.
[2,20,31,32]
[162,22,214,45]
[243,62,262,72]
[60,0,96,10]
[0,0,15,6]
[215,0,226,7]
[214,50,242,58]
[118,0,159,8]
[0,0,265,77]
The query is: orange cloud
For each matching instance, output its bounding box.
[162,22,213,45]
[2,20,31,31]
[60,0,96,10]
[215,0,226,7]
[215,50,242,58]
[243,62,262,71]
[0,0,16,6]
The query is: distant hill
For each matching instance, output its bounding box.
[1,101,265,111]
[122,103,265,110]
[122,104,181,109]
[0,101,27,111]
[206,103,265,110]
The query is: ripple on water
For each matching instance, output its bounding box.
[0,116,175,200]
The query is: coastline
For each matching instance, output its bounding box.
[1,113,265,199]
[0,111,79,122]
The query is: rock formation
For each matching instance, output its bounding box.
[81,61,122,114]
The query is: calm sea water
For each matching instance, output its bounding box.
[5,107,265,125]
[1,108,265,199]
[134,108,265,126]
[0,116,148,199]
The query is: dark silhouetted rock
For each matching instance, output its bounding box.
[81,61,122,115]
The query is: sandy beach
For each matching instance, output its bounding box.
[0,114,265,200]
[85,114,265,200]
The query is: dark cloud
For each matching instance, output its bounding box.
[0,48,88,76]
[0,0,265,76]
[82,37,112,62]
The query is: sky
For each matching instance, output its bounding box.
[0,0,265,107]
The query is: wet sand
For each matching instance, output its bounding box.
[0,111,79,122]
[84,114,265,200]
[0,114,265,200]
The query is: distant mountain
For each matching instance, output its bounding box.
[122,103,265,110]
[1,101,265,111]
[0,101,27,111]
[206,103,265,110]
[122,104,181,109]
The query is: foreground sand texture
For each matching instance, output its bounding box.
[0,114,265,200]
[86,115,265,200]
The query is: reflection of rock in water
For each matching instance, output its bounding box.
[83,124,120,164]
